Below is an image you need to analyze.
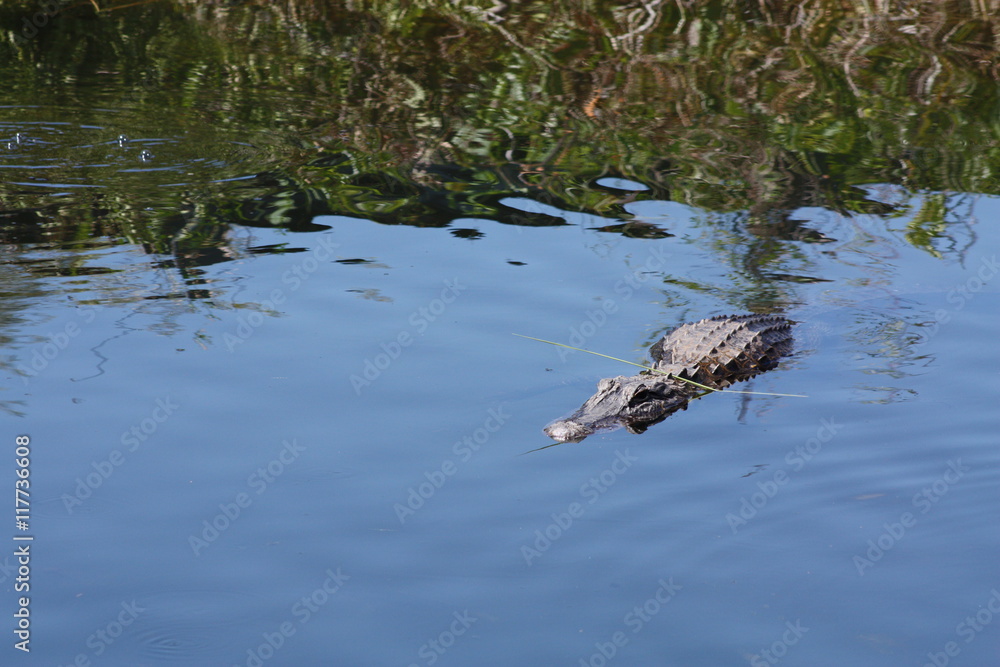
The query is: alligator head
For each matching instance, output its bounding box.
[544,374,693,443]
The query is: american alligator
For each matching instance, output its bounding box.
[544,314,794,442]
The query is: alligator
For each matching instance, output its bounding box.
[544,313,794,442]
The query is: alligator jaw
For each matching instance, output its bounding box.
[543,375,690,443]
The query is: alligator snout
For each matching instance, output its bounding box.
[544,419,593,443]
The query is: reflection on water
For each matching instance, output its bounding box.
[2,2,1000,666]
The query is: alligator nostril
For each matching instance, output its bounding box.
[544,420,590,443]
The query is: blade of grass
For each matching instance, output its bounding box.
[512,333,654,371]
[668,374,807,398]
[513,333,806,398]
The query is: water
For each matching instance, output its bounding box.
[2,3,999,664]
[5,186,999,665]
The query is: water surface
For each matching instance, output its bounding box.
[2,3,999,666]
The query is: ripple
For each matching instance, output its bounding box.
[0,106,286,200]
[128,590,265,663]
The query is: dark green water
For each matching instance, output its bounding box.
[2,3,999,666]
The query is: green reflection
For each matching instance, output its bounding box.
[0,0,995,260]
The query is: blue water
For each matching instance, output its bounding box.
[5,190,1000,666]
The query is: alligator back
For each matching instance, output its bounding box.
[649,313,793,389]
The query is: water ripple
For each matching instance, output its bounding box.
[128,590,264,663]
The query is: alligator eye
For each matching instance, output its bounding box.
[627,387,651,406]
